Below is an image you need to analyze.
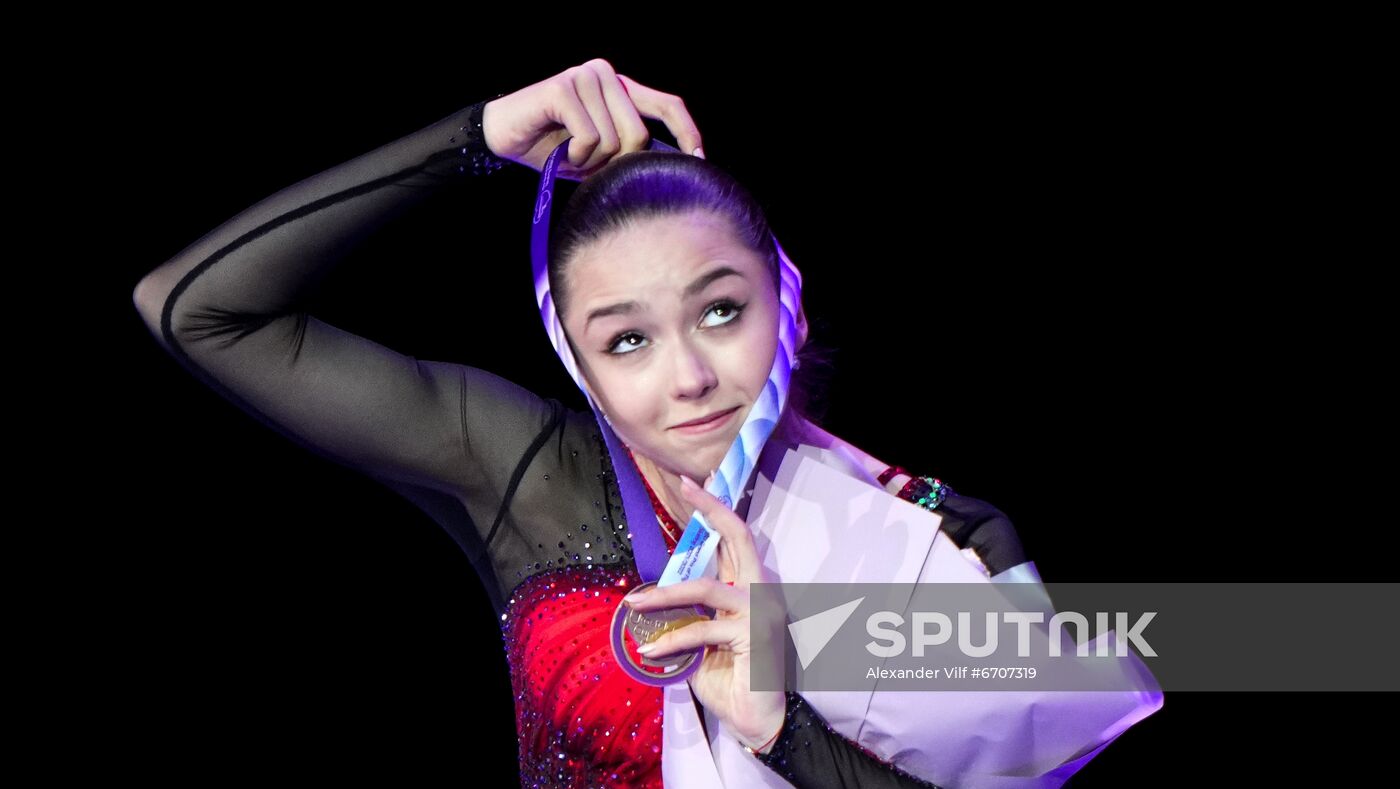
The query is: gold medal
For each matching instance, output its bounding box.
[610,581,711,684]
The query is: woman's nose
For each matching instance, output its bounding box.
[671,340,718,400]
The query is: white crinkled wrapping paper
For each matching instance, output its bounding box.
[662,440,1164,789]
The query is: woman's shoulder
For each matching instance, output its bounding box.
[926,486,1029,578]
[934,485,1011,524]
[869,461,1029,578]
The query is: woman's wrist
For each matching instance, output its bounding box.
[453,93,509,176]
[753,725,783,755]
[740,710,787,755]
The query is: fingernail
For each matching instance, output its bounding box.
[637,643,657,654]
[680,474,699,492]
[692,146,705,159]
[623,590,649,603]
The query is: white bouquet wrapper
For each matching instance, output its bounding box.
[662,442,1164,789]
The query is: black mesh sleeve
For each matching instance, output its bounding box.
[936,490,1031,578]
[755,691,944,788]
[130,94,606,614]
[133,95,511,495]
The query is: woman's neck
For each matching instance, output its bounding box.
[631,452,693,531]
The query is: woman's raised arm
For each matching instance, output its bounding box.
[132,61,707,614]
[133,95,513,500]
[133,60,704,500]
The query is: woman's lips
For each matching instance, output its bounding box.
[671,407,740,435]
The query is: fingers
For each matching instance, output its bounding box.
[557,66,613,175]
[677,474,763,581]
[636,613,745,658]
[549,76,602,173]
[589,65,651,155]
[567,65,631,177]
[616,73,704,158]
[556,59,704,179]
[625,576,744,615]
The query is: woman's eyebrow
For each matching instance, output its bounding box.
[584,266,746,330]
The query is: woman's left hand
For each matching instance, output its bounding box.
[622,472,786,750]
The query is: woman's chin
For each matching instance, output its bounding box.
[699,441,735,477]
[655,427,740,480]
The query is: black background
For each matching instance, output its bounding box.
[95,29,1391,786]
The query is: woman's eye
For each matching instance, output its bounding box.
[605,300,746,356]
[702,300,745,329]
[607,332,646,355]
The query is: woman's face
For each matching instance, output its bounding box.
[560,210,781,483]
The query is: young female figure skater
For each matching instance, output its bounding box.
[135,59,1156,787]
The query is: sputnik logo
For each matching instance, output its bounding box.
[788,597,866,669]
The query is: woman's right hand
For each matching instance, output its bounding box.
[479,58,705,181]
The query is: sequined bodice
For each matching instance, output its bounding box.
[500,466,679,788]
[501,563,668,787]
[496,445,956,787]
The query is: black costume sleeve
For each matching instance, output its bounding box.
[753,491,1030,788]
[131,95,632,616]
[133,96,509,498]
[757,691,942,788]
